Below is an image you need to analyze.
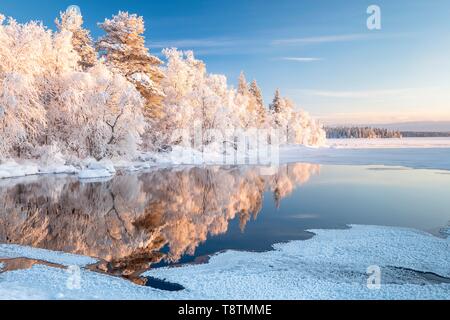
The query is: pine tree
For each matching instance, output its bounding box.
[55,6,97,71]
[97,11,164,120]
[270,89,283,114]
[249,80,266,125]
[238,71,249,96]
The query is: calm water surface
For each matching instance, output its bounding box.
[0,163,449,285]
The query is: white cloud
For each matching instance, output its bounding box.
[280,57,322,62]
[298,88,442,99]
[150,38,241,49]
[272,33,410,46]
[317,112,450,126]
[294,87,450,125]
[272,34,370,45]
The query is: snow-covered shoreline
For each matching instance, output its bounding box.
[0,225,449,300]
[328,137,450,149]
[2,138,450,181]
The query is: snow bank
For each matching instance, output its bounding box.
[0,160,39,179]
[0,244,96,267]
[77,159,116,180]
[0,159,77,180]
[0,225,448,300]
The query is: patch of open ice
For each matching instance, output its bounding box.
[280,144,450,171]
[0,225,449,300]
[0,244,96,267]
[145,225,450,300]
[328,138,450,149]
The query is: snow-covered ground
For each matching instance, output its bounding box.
[0,159,77,180]
[281,137,450,171]
[0,244,96,267]
[328,138,450,149]
[0,225,449,300]
[1,138,450,180]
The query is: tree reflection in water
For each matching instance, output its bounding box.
[0,163,320,284]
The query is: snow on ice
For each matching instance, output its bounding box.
[0,225,449,300]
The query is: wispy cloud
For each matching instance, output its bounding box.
[317,112,450,126]
[272,34,370,46]
[279,57,323,62]
[273,32,413,46]
[150,38,242,49]
[153,33,373,50]
[149,33,409,56]
[292,86,450,124]
[297,88,439,99]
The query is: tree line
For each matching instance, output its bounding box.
[0,8,325,162]
[325,127,402,139]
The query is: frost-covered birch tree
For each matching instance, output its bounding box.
[0,15,48,157]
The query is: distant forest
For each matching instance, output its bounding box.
[325,127,402,139]
[401,131,450,137]
[325,127,450,139]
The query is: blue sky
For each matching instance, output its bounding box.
[2,0,450,125]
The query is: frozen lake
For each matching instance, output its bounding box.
[0,162,449,299]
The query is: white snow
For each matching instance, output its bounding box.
[0,160,39,179]
[0,225,449,300]
[0,159,77,180]
[148,140,450,171]
[77,169,112,180]
[281,143,450,171]
[2,138,450,181]
[0,244,96,267]
[77,159,116,180]
[145,225,450,300]
[328,138,450,149]
[38,164,78,175]
[130,72,153,86]
[0,264,170,300]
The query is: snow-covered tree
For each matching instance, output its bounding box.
[234,73,251,128]
[237,71,249,96]
[49,63,146,160]
[235,71,264,129]
[0,9,326,163]
[161,48,235,147]
[269,89,284,114]
[0,15,49,157]
[249,80,266,127]
[55,6,97,71]
[268,90,326,145]
[160,48,204,145]
[97,11,164,121]
[0,72,46,157]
